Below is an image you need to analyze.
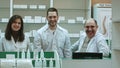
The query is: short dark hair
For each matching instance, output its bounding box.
[93,19,98,25]
[47,7,58,16]
[5,15,24,42]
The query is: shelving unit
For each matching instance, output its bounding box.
[0,0,91,44]
[0,0,11,22]
[54,0,91,23]
[13,0,50,17]
[0,0,91,23]
[0,0,91,21]
[12,0,51,23]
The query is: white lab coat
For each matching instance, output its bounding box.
[34,24,72,58]
[71,32,110,57]
[0,35,31,52]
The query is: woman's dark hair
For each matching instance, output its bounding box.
[5,15,24,42]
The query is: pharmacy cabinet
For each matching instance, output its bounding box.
[12,0,91,23]
[0,0,49,21]
[0,0,12,22]
[54,0,91,23]
[0,0,91,44]
[0,0,90,29]
[0,0,91,23]
[0,0,90,31]
[112,0,120,68]
[13,0,51,23]
[0,0,51,23]
[0,0,10,18]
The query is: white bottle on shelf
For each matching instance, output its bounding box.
[21,49,25,59]
[54,50,60,68]
[27,49,30,59]
[40,49,44,59]
[49,58,54,68]
[35,59,41,68]
[34,50,38,59]
[43,58,47,68]
[39,58,43,68]
[17,49,20,59]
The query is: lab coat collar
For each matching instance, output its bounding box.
[95,30,99,36]
[11,36,16,44]
[42,24,66,32]
[86,31,100,50]
[11,36,18,48]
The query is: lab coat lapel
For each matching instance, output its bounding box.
[11,36,17,48]
[77,35,86,51]
[86,31,99,51]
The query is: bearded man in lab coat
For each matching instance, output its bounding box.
[71,18,110,57]
[34,7,72,58]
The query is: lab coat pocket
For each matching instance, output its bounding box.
[58,38,65,48]
[41,38,50,50]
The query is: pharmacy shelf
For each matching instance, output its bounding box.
[53,0,91,19]
[0,0,90,46]
[0,0,11,19]
[0,22,84,33]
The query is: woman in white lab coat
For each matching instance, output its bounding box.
[0,15,31,52]
[71,18,110,57]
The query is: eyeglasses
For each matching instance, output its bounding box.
[85,26,96,29]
